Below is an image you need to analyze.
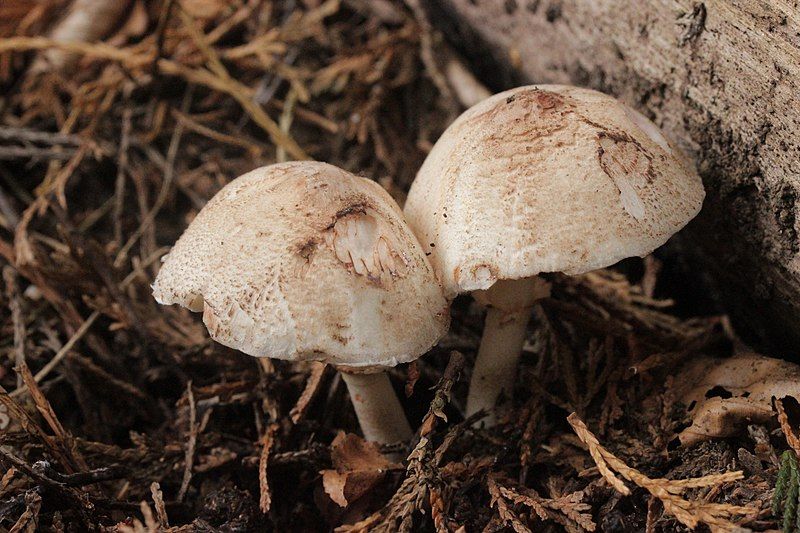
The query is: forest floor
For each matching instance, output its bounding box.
[0,0,789,531]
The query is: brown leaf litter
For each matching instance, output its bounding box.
[673,353,800,447]
[322,432,400,508]
[0,0,794,531]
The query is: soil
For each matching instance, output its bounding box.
[0,1,786,531]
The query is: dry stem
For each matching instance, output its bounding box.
[568,413,754,531]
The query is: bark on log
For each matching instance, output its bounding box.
[429,0,800,351]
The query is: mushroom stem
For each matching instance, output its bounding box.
[340,371,412,444]
[465,277,550,425]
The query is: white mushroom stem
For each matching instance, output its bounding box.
[465,301,532,423]
[465,277,551,425]
[340,371,412,444]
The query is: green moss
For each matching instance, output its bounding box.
[774,451,800,533]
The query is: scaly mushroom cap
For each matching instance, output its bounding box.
[153,162,449,368]
[404,85,705,298]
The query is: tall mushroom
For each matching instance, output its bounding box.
[403,85,705,423]
[153,161,449,444]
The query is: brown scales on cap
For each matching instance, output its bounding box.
[153,161,449,369]
[403,84,705,424]
[404,84,704,297]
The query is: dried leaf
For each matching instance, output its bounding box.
[9,490,41,533]
[322,432,396,508]
[672,353,800,445]
[776,399,800,456]
[405,361,419,398]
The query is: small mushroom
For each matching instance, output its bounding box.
[153,161,449,444]
[404,85,704,423]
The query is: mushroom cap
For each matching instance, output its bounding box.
[404,85,705,298]
[153,162,449,368]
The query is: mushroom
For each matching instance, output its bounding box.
[403,85,705,423]
[153,161,449,444]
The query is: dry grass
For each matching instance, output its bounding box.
[0,0,785,530]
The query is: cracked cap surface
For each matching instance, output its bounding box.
[153,161,449,368]
[404,84,705,298]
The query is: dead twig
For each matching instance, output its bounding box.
[259,423,279,513]
[4,267,26,389]
[177,382,197,503]
[568,413,754,530]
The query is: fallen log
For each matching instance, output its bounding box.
[429,0,800,350]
